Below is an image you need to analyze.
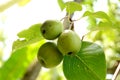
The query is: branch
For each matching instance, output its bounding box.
[63,0,83,30]
[22,60,41,80]
[112,62,120,80]
[0,0,22,12]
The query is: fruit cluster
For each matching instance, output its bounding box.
[37,20,81,68]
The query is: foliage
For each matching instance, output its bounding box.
[58,0,82,14]
[0,0,120,80]
[0,23,45,80]
[63,41,106,80]
[12,23,44,52]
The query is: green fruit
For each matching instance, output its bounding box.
[57,30,81,55]
[37,42,63,68]
[40,20,63,40]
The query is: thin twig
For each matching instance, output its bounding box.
[112,62,120,80]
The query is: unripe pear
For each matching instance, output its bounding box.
[57,30,81,55]
[37,42,63,68]
[40,20,63,40]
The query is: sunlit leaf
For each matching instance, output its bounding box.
[65,1,82,14]
[87,16,96,30]
[17,23,42,40]
[94,21,120,31]
[18,0,31,6]
[83,11,92,16]
[83,11,111,22]
[0,41,44,80]
[98,21,112,27]
[58,1,82,14]
[57,0,65,10]
[63,41,106,80]
[12,23,44,52]
[93,11,110,21]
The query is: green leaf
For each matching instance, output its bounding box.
[12,23,44,51]
[63,41,106,80]
[65,1,82,14]
[87,16,96,30]
[93,21,120,31]
[57,1,82,14]
[83,11,111,22]
[83,11,92,16]
[0,41,44,80]
[57,0,65,10]
[17,23,42,41]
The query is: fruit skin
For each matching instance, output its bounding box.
[40,20,63,40]
[57,30,81,55]
[37,42,63,68]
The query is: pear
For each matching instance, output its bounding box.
[37,42,63,68]
[57,30,81,55]
[40,20,63,40]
